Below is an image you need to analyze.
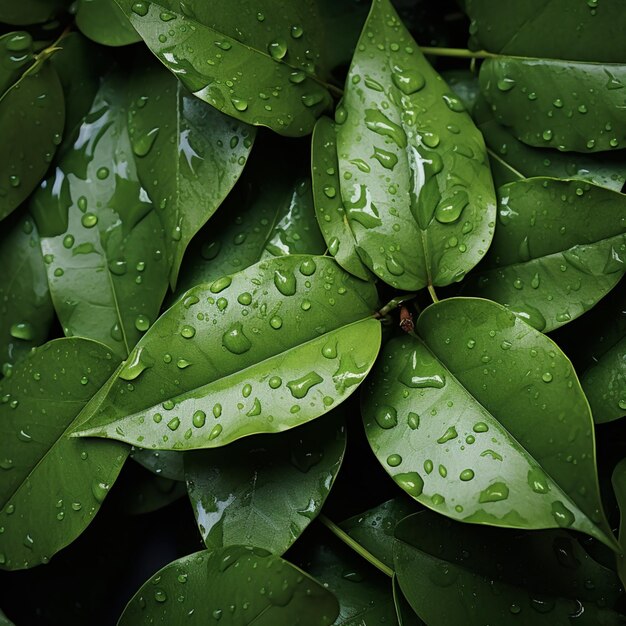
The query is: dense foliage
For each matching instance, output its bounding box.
[1,0,626,624]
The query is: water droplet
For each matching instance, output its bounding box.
[273,269,297,296]
[167,417,180,431]
[387,454,402,467]
[181,325,196,339]
[322,339,337,359]
[459,469,475,481]
[391,69,425,94]
[479,481,509,503]
[268,40,287,59]
[374,405,397,429]
[270,315,283,329]
[442,93,464,112]
[394,471,424,497]
[209,424,223,440]
[437,426,457,444]
[132,128,159,157]
[9,322,34,341]
[287,371,323,399]
[222,322,251,355]
[435,190,469,224]
[63,234,74,249]
[399,350,446,388]
[528,467,550,494]
[135,315,150,332]
[371,147,398,170]
[210,276,232,293]
[231,98,248,112]
[81,213,98,228]
[364,109,407,148]
[542,372,553,383]
[299,258,316,276]
[192,410,206,428]
[407,412,419,430]
[119,346,154,381]
[496,77,516,92]
[154,589,167,603]
[551,501,575,527]
[473,422,488,433]
[131,1,148,16]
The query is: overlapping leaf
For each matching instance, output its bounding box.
[76,0,141,46]
[0,0,70,26]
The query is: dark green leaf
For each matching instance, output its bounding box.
[362,297,616,547]
[0,338,127,570]
[114,0,334,136]
[442,69,481,114]
[0,609,14,626]
[0,0,69,26]
[611,458,626,589]
[392,575,424,626]
[395,511,625,626]
[0,32,35,94]
[335,0,496,290]
[185,412,345,555]
[73,255,380,450]
[0,61,64,222]
[0,213,53,375]
[117,546,340,625]
[30,70,170,358]
[131,448,185,481]
[479,57,626,153]
[463,178,626,332]
[76,0,141,46]
[128,56,255,288]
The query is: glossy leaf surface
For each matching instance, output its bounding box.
[362,297,615,547]
[335,0,496,290]
[394,511,624,626]
[74,255,380,449]
[185,412,345,554]
[118,547,340,625]
[464,178,626,332]
[76,0,141,46]
[115,0,333,136]
[0,32,35,94]
[480,57,626,153]
[31,71,169,358]
[0,339,126,570]
[130,448,185,481]
[128,58,255,288]
[0,213,53,375]
[0,62,64,222]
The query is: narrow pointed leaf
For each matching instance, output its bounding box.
[128,57,255,288]
[334,0,496,290]
[362,297,615,547]
[611,458,626,589]
[185,412,345,555]
[0,338,127,570]
[480,57,626,153]
[30,71,170,357]
[118,547,340,626]
[464,178,626,332]
[76,0,141,46]
[394,511,625,626]
[114,0,333,136]
[73,255,380,450]
[0,213,54,375]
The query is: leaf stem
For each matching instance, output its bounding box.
[486,147,525,180]
[419,46,494,59]
[318,514,393,578]
[427,285,439,303]
[376,293,418,318]
[326,82,344,98]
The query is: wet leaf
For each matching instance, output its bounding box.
[394,511,625,626]
[114,0,334,136]
[464,178,626,332]
[117,546,340,625]
[0,213,54,376]
[0,338,126,570]
[73,255,380,450]
[335,0,496,290]
[362,297,616,548]
[76,0,142,46]
[480,57,626,153]
[128,56,255,288]
[0,32,35,94]
[185,412,345,555]
[131,448,185,481]
[30,70,170,358]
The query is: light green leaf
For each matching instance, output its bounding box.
[362,297,616,548]
[463,178,626,332]
[73,255,380,450]
[395,511,625,626]
[185,412,345,555]
[0,338,127,570]
[117,547,340,626]
[335,0,496,290]
[128,56,255,288]
[76,0,141,46]
[30,70,170,358]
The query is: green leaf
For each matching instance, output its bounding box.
[394,511,625,626]
[76,0,142,46]
[128,56,256,288]
[30,70,170,358]
[392,575,425,626]
[334,0,496,290]
[611,458,626,589]
[0,213,54,375]
[474,98,626,191]
[185,412,345,555]
[0,32,35,94]
[362,297,616,548]
[117,546,340,625]
[131,448,185,481]
[73,255,380,450]
[442,69,481,114]
[479,57,626,153]
[465,0,626,63]
[0,338,127,570]
[463,178,626,332]
[0,608,14,626]
[0,0,69,25]
[0,61,64,222]
[114,0,334,137]
[312,117,372,281]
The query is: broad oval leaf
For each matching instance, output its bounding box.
[128,56,255,288]
[0,32,35,94]
[480,57,626,153]
[30,70,170,358]
[76,0,141,46]
[334,0,496,291]
[0,213,54,375]
[463,178,626,332]
[0,0,69,26]
[0,338,127,570]
[0,61,64,222]
[362,297,616,547]
[393,575,424,626]
[114,0,334,137]
[185,412,345,555]
[394,511,625,626]
[73,255,380,450]
[118,546,340,625]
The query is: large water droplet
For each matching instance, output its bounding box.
[287,371,323,399]
[222,322,252,355]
